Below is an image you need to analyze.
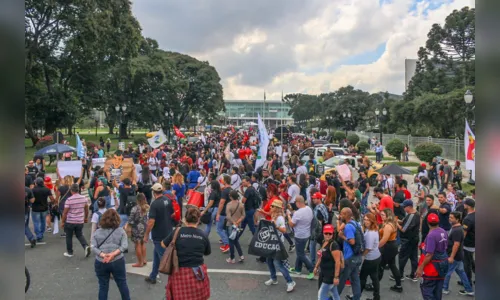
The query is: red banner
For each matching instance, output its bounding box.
[173,126,186,139]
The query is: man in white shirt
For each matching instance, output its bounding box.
[287,175,301,211]
[384,174,395,196]
[230,167,241,190]
[295,160,308,176]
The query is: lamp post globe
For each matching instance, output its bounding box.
[464,90,473,104]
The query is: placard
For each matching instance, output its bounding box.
[336,163,352,182]
[118,142,125,150]
[92,158,107,168]
[57,160,82,178]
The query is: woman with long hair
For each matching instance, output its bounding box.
[126,193,149,267]
[359,213,381,300]
[172,173,186,215]
[200,180,221,237]
[378,208,402,293]
[91,209,130,300]
[299,173,308,200]
[314,224,342,300]
[225,190,246,263]
[138,166,157,204]
[163,207,211,300]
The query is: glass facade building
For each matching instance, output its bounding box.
[219,100,293,128]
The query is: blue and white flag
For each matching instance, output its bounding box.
[147,129,168,149]
[254,113,270,171]
[75,134,86,158]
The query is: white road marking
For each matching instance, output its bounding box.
[25,242,46,246]
[125,263,311,279]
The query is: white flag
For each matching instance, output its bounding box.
[200,133,206,144]
[147,129,168,149]
[255,113,270,171]
[464,119,475,180]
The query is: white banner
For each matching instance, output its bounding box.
[57,160,82,178]
[147,129,168,149]
[464,119,475,180]
[336,164,352,182]
[118,142,125,151]
[92,158,107,168]
[255,113,270,172]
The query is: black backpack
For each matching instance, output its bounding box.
[311,214,323,243]
[348,220,365,255]
[125,188,137,216]
[255,183,267,209]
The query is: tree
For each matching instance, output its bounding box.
[415,142,443,163]
[385,139,405,161]
[356,141,370,152]
[347,133,360,146]
[334,131,346,142]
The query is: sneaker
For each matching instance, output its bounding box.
[286,281,296,292]
[226,258,236,264]
[63,252,74,257]
[144,277,156,284]
[60,233,66,237]
[84,246,91,258]
[364,283,374,291]
[459,290,474,296]
[30,239,36,248]
[345,279,351,287]
[390,274,404,281]
[390,285,403,293]
[442,289,450,295]
[306,272,315,280]
[265,279,278,286]
[288,245,295,252]
[238,256,245,263]
[36,238,44,243]
[457,281,464,286]
[405,274,418,282]
[288,268,300,275]
[220,245,230,253]
[47,227,52,233]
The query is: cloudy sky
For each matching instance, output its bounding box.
[132,0,475,100]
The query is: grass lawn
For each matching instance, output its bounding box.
[25,132,147,172]
[392,161,420,167]
[460,182,475,194]
[368,155,396,161]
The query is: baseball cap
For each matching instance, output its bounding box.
[427,213,439,224]
[464,198,475,208]
[323,224,334,234]
[44,176,52,183]
[402,199,414,208]
[421,163,427,168]
[312,192,323,199]
[152,183,163,192]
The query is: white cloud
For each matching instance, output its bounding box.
[132,0,475,100]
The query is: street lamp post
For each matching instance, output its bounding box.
[115,104,127,142]
[464,90,475,185]
[342,112,352,137]
[375,108,387,144]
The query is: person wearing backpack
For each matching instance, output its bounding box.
[377,208,403,294]
[113,178,137,228]
[337,207,363,300]
[90,197,107,243]
[238,176,259,238]
[310,192,328,266]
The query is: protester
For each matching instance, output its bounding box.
[61,183,91,258]
[356,212,381,300]
[377,209,402,293]
[396,200,420,282]
[200,180,221,237]
[216,174,232,253]
[163,207,211,300]
[238,176,258,237]
[437,192,452,231]
[126,193,149,268]
[225,190,246,263]
[91,197,108,242]
[31,177,56,242]
[314,224,342,300]
[91,209,130,300]
[461,198,475,288]
[25,186,36,248]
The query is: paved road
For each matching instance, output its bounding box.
[25,217,470,300]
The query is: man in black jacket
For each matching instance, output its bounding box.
[396,200,420,282]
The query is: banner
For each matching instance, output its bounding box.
[92,158,107,168]
[173,126,186,139]
[147,129,168,149]
[200,133,206,144]
[75,134,85,158]
[118,142,125,151]
[464,119,475,180]
[57,160,82,178]
[254,113,270,171]
[336,164,352,182]
[247,219,288,260]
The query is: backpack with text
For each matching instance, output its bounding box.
[348,220,365,255]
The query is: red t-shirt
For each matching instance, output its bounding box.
[377,195,394,224]
[403,189,411,199]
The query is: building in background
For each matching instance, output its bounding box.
[220,100,293,129]
[405,58,417,91]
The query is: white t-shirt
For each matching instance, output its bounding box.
[364,230,381,260]
[162,167,171,180]
[288,184,300,204]
[148,157,159,170]
[138,173,157,184]
[296,165,308,176]
[274,215,286,242]
[291,206,313,239]
[197,175,208,187]
[134,164,142,178]
[231,174,241,190]
[91,208,107,224]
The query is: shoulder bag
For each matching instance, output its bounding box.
[159,227,181,275]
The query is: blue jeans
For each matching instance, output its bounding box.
[119,214,128,228]
[25,211,35,242]
[443,261,473,292]
[430,175,440,190]
[31,210,48,240]
[361,193,369,215]
[216,216,229,245]
[95,257,131,300]
[204,207,218,237]
[375,152,382,162]
[318,282,340,300]
[267,257,293,283]
[149,241,166,281]
[239,209,256,237]
[294,237,314,273]
[338,255,362,300]
[310,239,317,266]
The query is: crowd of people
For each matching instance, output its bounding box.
[25,127,476,300]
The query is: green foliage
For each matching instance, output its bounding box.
[347,133,360,146]
[35,136,54,150]
[393,161,420,167]
[134,137,148,145]
[414,142,443,163]
[319,130,328,137]
[385,139,405,160]
[334,131,346,142]
[356,141,369,152]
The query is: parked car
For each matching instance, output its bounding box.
[318,156,383,186]
[300,147,347,163]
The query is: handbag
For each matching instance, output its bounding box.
[200,209,212,224]
[97,228,117,248]
[159,227,181,275]
[223,202,240,227]
[227,202,240,240]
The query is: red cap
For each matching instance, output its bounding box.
[421,163,427,168]
[427,213,439,224]
[323,224,334,234]
[44,176,51,183]
[312,192,324,199]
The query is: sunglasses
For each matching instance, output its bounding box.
[323,232,333,236]
[271,205,280,208]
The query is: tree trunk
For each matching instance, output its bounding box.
[67,125,73,137]
[108,122,115,135]
[119,122,128,140]
[25,124,38,147]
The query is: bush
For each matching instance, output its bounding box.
[305,128,312,134]
[319,130,328,137]
[334,131,346,142]
[35,136,54,150]
[86,141,97,151]
[134,137,148,145]
[414,142,443,163]
[347,133,360,146]
[356,141,369,152]
[385,138,405,161]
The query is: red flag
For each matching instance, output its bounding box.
[173,126,186,139]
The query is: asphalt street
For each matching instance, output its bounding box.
[25,173,472,299]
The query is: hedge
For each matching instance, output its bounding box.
[134,137,148,145]
[356,141,369,152]
[385,138,405,161]
[347,133,360,146]
[334,131,346,142]
[414,142,443,163]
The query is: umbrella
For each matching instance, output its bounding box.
[35,143,76,157]
[243,122,258,126]
[376,163,411,175]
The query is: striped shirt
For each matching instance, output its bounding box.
[65,193,88,224]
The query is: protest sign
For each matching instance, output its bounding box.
[57,160,82,178]
[336,163,352,182]
[92,158,107,168]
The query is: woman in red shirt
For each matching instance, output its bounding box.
[258,183,279,221]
